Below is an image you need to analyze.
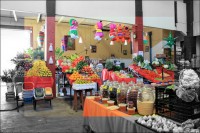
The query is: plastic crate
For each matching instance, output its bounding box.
[155,85,200,123]
[23,97,33,104]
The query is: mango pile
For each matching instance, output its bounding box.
[26,60,52,77]
[69,71,83,80]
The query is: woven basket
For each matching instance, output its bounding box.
[137,101,154,115]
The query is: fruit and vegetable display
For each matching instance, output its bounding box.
[11,52,33,71]
[70,54,84,68]
[89,73,100,80]
[81,66,94,74]
[69,72,83,80]
[74,79,93,84]
[129,65,174,83]
[137,115,200,133]
[26,60,52,77]
[176,69,200,102]
[76,61,88,71]
[114,71,134,78]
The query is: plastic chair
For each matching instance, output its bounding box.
[33,88,45,110]
[44,87,53,107]
[15,82,23,112]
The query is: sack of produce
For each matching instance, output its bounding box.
[177,69,200,102]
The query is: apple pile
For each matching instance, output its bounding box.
[81,66,94,74]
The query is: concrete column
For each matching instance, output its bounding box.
[133,0,144,55]
[46,0,56,97]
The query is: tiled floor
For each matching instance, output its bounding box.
[0,84,85,132]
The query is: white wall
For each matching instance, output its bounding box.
[176,1,187,35]
[143,1,175,30]
[152,41,165,59]
[193,0,200,36]
[1,0,46,14]
[56,1,135,24]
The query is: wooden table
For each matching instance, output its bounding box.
[72,82,97,112]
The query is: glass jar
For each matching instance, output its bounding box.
[100,81,109,98]
[126,85,139,109]
[117,85,127,104]
[109,82,118,105]
[137,85,155,115]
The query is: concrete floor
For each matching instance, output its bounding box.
[0,84,85,132]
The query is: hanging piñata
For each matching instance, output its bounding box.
[109,23,117,41]
[123,26,131,43]
[94,21,104,41]
[116,24,124,42]
[69,19,79,39]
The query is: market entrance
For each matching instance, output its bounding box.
[0,28,31,102]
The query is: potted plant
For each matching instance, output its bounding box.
[0,69,16,93]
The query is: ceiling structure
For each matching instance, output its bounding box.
[0,9,133,30]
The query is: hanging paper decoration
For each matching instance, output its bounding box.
[37,24,45,46]
[116,24,124,42]
[123,26,131,43]
[94,21,104,41]
[163,32,176,49]
[68,19,79,39]
[143,32,148,45]
[109,23,117,41]
[61,36,68,51]
[38,31,45,46]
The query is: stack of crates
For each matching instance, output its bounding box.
[23,82,34,104]
[155,85,200,123]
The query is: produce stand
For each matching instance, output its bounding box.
[66,74,102,91]
[128,65,174,83]
[101,69,136,83]
[24,76,53,88]
[83,97,154,133]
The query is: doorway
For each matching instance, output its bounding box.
[0,28,31,103]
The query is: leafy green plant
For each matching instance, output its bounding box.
[55,47,64,61]
[113,66,121,71]
[76,61,88,71]
[25,48,34,58]
[0,69,16,83]
[133,55,144,64]
[105,61,114,71]
[33,47,44,60]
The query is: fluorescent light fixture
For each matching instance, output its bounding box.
[37,13,41,23]
[110,41,114,45]
[79,37,83,44]
[58,16,64,24]
[12,10,17,22]
[124,40,128,45]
